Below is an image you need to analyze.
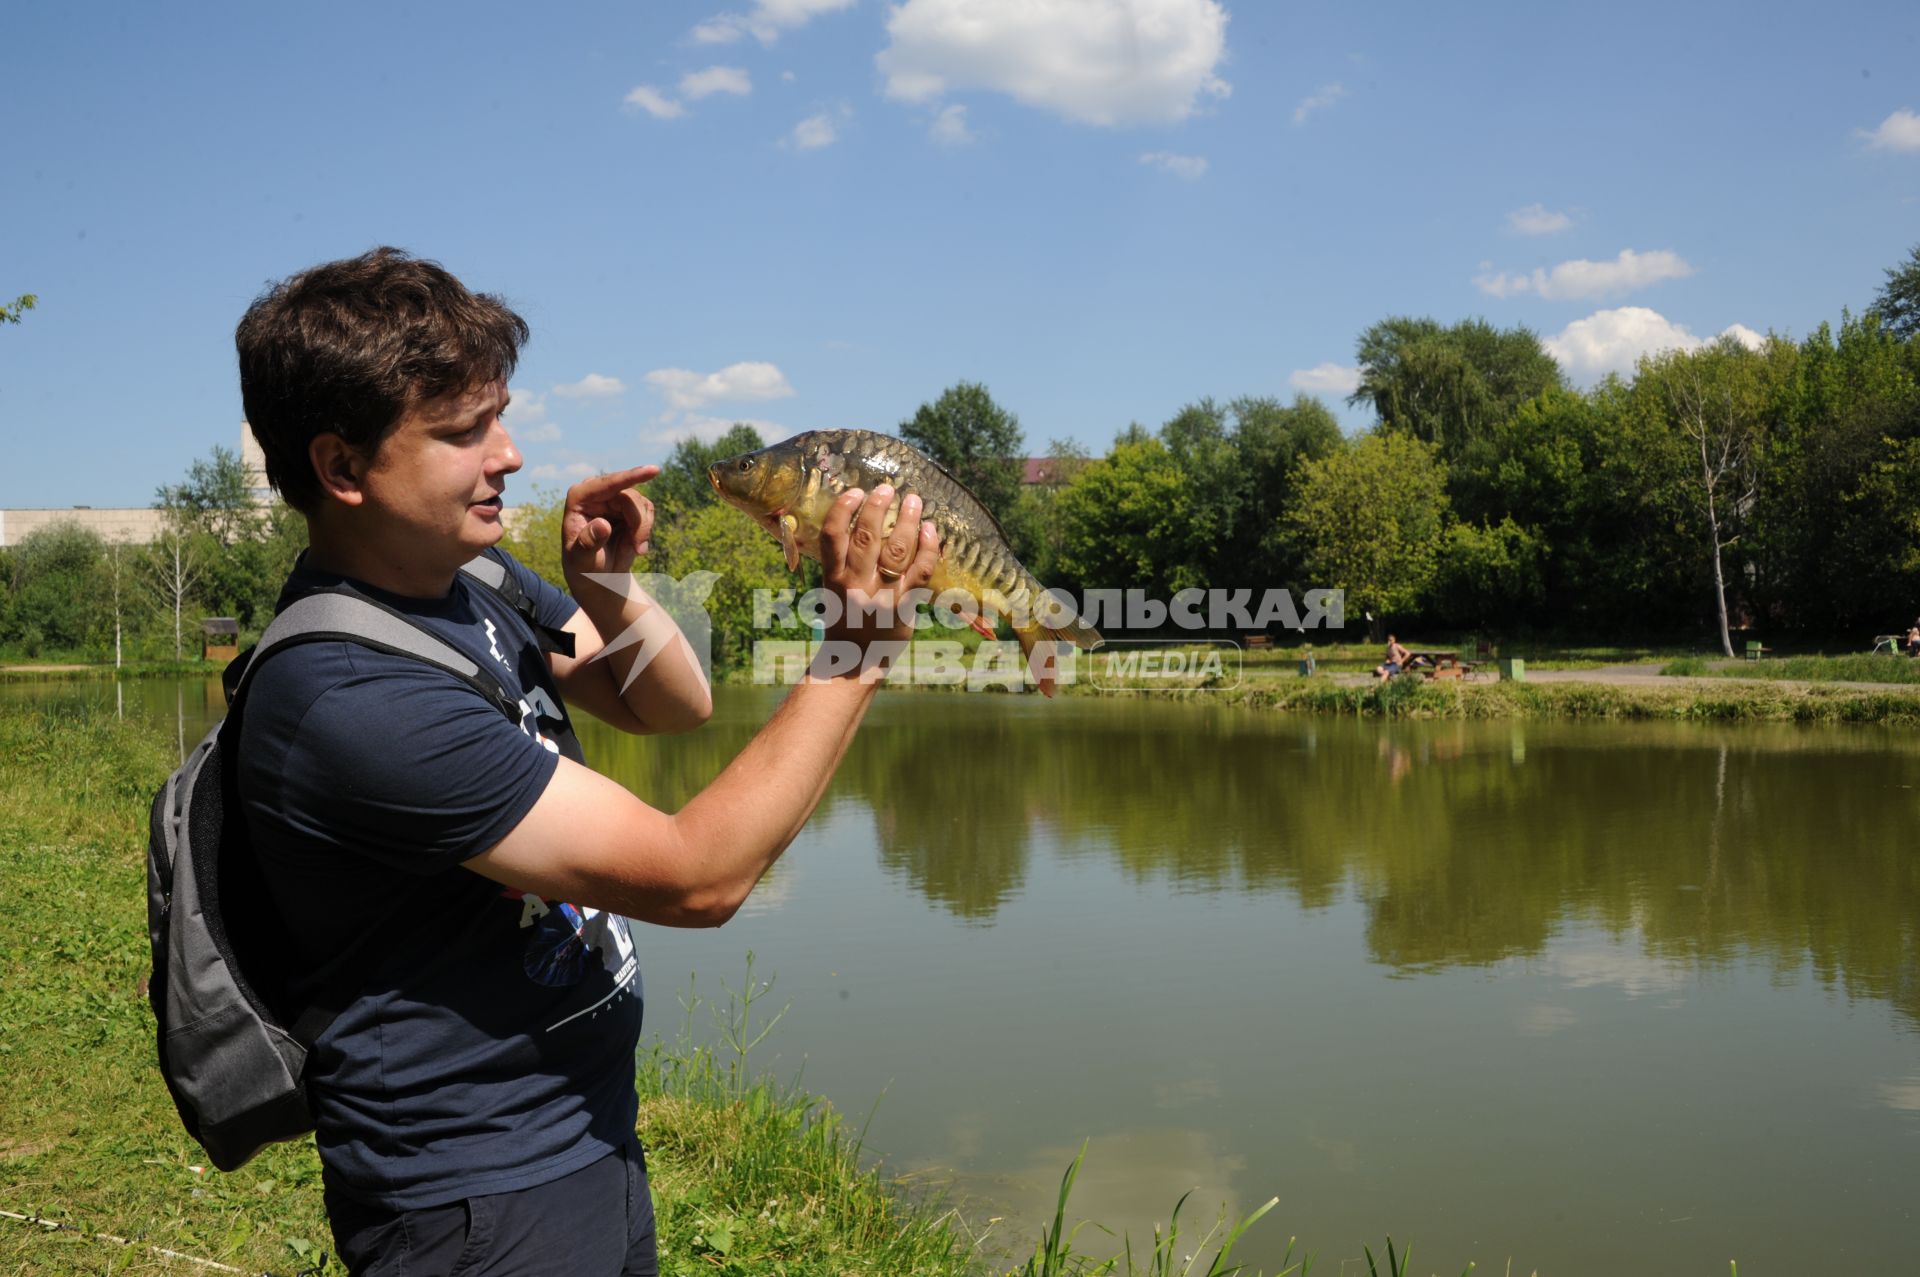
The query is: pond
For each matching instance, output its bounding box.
[17,678,1917,1274]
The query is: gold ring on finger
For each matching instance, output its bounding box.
[877,565,903,582]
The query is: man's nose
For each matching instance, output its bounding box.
[490,422,522,475]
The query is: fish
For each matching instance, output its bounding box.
[707,429,1102,695]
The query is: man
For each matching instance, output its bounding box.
[233,247,939,1276]
[1374,633,1410,680]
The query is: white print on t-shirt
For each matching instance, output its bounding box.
[516,896,639,1032]
[515,685,565,755]
[483,618,514,670]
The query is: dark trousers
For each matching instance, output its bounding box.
[323,1138,658,1277]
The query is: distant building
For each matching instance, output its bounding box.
[1,426,265,547]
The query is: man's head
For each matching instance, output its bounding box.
[235,247,529,515]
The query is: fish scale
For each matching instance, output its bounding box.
[706,429,1103,696]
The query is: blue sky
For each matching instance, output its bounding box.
[4,0,1918,508]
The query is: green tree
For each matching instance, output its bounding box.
[1229,394,1344,584]
[1054,435,1201,598]
[501,490,567,590]
[1424,517,1547,630]
[1156,398,1243,587]
[650,502,802,672]
[1873,242,1920,342]
[1349,317,1563,470]
[1001,437,1090,585]
[156,445,259,546]
[5,522,107,656]
[0,293,36,326]
[899,382,1026,526]
[1286,432,1451,637]
[647,424,767,525]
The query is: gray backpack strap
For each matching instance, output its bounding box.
[459,555,576,658]
[230,588,520,723]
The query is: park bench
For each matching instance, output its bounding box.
[1872,634,1903,656]
[1744,640,1772,661]
[1243,634,1272,651]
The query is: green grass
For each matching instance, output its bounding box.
[1661,652,1920,684]
[1076,667,1920,724]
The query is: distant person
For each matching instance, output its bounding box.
[1374,634,1411,681]
[1906,624,1919,657]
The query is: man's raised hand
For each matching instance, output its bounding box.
[562,465,659,581]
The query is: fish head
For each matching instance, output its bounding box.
[708,438,809,534]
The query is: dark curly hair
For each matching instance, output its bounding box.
[235,247,529,513]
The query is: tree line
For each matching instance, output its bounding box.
[7,244,1917,665]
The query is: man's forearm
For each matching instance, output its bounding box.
[567,573,712,731]
[671,661,880,899]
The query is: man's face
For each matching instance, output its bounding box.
[357,379,520,562]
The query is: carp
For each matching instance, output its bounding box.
[707,429,1101,695]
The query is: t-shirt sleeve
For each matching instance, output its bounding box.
[273,649,561,874]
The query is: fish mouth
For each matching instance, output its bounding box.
[706,465,723,495]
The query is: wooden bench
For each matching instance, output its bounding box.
[1744,641,1772,661]
[1243,634,1272,651]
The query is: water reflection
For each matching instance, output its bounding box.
[7,677,1914,1032]
[577,690,1920,1028]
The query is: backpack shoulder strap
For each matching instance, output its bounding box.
[225,587,521,724]
[459,554,577,658]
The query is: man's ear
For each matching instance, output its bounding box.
[309,433,369,507]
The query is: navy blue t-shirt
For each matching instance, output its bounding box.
[238,548,643,1210]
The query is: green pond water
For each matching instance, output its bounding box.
[17,678,1918,1275]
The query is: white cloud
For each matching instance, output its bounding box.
[930,103,975,144]
[526,462,597,483]
[1507,203,1572,235]
[1862,108,1920,153]
[647,414,787,445]
[553,373,627,399]
[691,16,746,43]
[1289,362,1361,396]
[1543,307,1763,381]
[504,390,561,443]
[781,69,797,82]
[876,0,1232,127]
[645,361,796,411]
[1138,150,1206,179]
[691,0,856,46]
[1292,82,1345,125]
[1473,248,1695,301]
[680,66,752,99]
[623,85,685,119]
[792,112,839,149]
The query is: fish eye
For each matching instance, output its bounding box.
[736,458,755,473]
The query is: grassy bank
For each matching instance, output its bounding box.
[0,658,225,683]
[1076,666,1920,724]
[1662,652,1920,684]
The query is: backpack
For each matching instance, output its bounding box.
[145,559,555,1172]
